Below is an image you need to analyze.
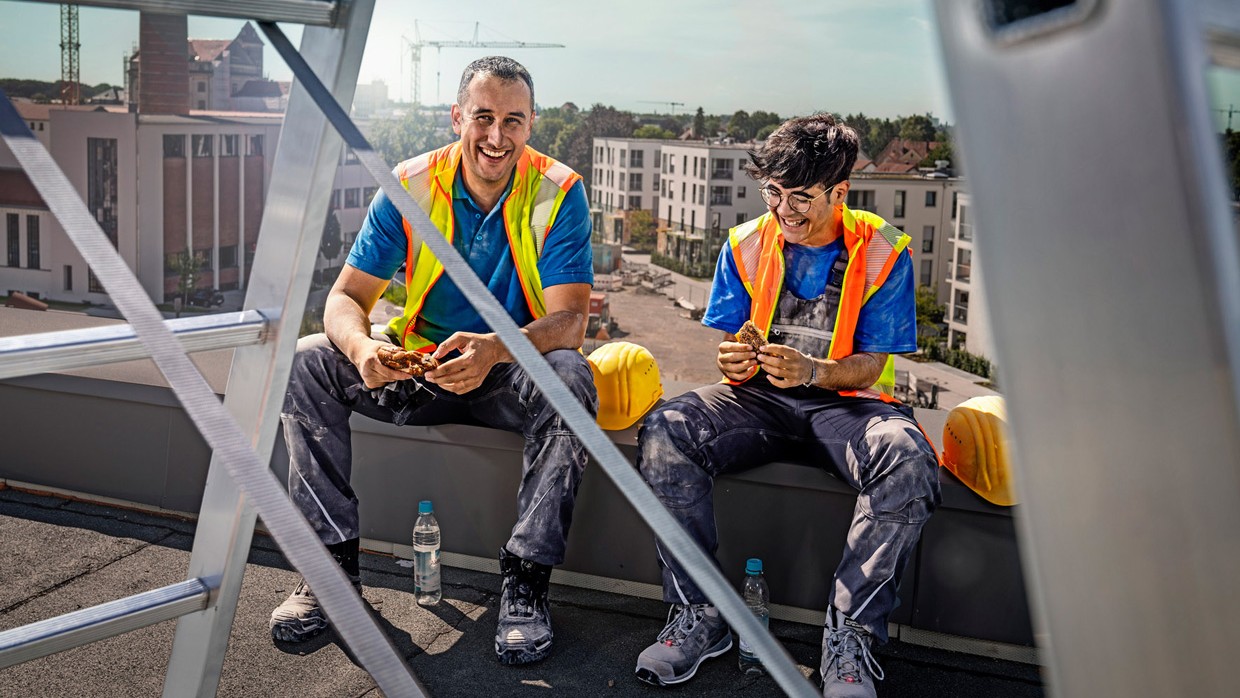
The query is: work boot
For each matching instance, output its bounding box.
[820,607,884,698]
[495,548,554,664]
[634,603,732,686]
[270,539,361,643]
[268,573,362,643]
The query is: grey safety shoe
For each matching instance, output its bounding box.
[495,548,554,665]
[634,603,732,686]
[269,575,361,643]
[820,608,884,698]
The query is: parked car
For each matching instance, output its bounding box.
[187,288,225,308]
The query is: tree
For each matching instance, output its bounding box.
[915,285,945,334]
[727,110,752,140]
[558,104,637,191]
[627,209,656,252]
[369,109,444,165]
[704,115,722,139]
[867,119,899,157]
[920,137,955,169]
[633,124,675,139]
[1224,129,1240,201]
[320,210,342,262]
[692,107,706,140]
[899,114,937,143]
[843,112,872,150]
[750,110,782,133]
[530,115,569,158]
[755,123,779,141]
[171,251,204,307]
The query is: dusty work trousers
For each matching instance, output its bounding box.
[281,333,598,566]
[637,381,940,642]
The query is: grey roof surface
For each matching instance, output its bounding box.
[0,488,1042,698]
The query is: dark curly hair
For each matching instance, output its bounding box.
[743,113,859,190]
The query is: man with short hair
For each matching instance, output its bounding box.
[270,56,597,666]
[633,113,940,697]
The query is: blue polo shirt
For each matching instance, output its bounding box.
[346,168,593,346]
[701,236,918,354]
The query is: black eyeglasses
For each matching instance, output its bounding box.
[758,183,834,213]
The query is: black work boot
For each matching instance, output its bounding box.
[269,539,361,643]
[495,547,554,664]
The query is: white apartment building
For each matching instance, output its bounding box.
[590,137,663,244]
[1,102,375,305]
[945,193,995,359]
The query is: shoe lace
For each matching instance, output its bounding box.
[657,604,709,647]
[824,626,884,684]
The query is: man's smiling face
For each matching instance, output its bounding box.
[451,73,534,191]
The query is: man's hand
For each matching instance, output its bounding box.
[717,340,760,382]
[424,331,508,394]
[756,343,815,389]
[352,339,415,389]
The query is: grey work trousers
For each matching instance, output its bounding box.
[280,333,598,566]
[636,380,940,642]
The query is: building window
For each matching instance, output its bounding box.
[710,186,732,206]
[920,259,933,287]
[344,149,359,165]
[619,149,626,166]
[247,134,264,156]
[710,158,733,180]
[737,212,747,225]
[682,155,687,175]
[629,173,642,191]
[345,188,361,208]
[925,190,938,207]
[628,195,641,209]
[64,265,73,291]
[737,186,746,199]
[631,149,643,168]
[26,216,39,269]
[6,213,18,267]
[952,191,959,219]
[330,189,341,209]
[894,190,906,218]
[196,248,214,271]
[652,174,660,192]
[922,226,936,253]
[221,134,239,157]
[192,134,213,158]
[668,155,675,174]
[364,187,378,205]
[846,189,876,210]
[88,137,119,247]
[197,82,206,92]
[88,269,105,293]
[163,134,185,158]
[219,245,238,269]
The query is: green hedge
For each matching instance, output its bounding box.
[920,338,994,379]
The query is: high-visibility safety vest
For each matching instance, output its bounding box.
[385,141,582,351]
[726,205,912,402]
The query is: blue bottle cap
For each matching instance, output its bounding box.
[418,500,433,514]
[746,558,762,574]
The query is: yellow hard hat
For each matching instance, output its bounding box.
[941,395,1016,506]
[587,341,664,431]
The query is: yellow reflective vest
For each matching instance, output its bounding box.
[385,142,581,351]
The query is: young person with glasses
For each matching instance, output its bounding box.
[632,113,940,697]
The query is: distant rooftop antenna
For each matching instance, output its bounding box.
[60,4,81,105]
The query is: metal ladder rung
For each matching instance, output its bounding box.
[24,0,341,26]
[0,578,214,670]
[0,309,271,380]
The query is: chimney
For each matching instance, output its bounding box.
[138,12,189,115]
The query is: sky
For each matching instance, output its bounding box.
[1,0,1238,128]
[0,0,955,120]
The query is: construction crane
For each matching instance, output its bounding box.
[59,4,81,105]
[403,21,564,105]
[1216,104,1238,130]
[638,100,685,115]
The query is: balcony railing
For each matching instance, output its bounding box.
[955,264,971,283]
[710,195,732,206]
[711,169,733,180]
[953,305,969,323]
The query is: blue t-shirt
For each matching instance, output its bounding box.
[346,168,593,346]
[701,236,917,354]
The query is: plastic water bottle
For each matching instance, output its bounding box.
[413,500,441,605]
[737,557,769,676]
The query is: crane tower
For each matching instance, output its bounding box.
[404,21,564,105]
